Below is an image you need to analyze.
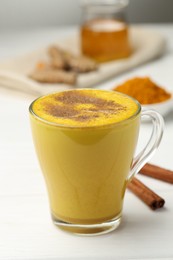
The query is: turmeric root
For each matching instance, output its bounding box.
[48,46,66,69]
[30,69,77,85]
[49,45,98,73]
[64,53,98,73]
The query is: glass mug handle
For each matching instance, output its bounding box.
[128,110,164,182]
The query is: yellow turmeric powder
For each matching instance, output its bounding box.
[114,77,171,104]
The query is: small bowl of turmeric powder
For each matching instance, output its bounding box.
[113,77,173,116]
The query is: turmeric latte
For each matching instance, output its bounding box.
[32,89,138,127]
[30,89,141,227]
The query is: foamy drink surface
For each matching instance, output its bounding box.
[32,89,139,127]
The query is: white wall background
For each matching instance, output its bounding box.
[0,0,172,30]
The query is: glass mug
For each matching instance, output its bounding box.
[29,89,164,235]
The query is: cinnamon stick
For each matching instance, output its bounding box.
[127,177,165,210]
[140,163,173,184]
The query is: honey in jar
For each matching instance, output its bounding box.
[80,0,131,62]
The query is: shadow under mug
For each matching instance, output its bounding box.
[29,94,164,236]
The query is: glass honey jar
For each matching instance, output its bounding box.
[80,0,131,62]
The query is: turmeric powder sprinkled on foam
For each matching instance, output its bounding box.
[114,77,171,105]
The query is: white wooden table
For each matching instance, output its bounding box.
[0,25,173,260]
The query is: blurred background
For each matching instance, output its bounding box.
[0,0,173,30]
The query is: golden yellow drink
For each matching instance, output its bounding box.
[30,89,140,233]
